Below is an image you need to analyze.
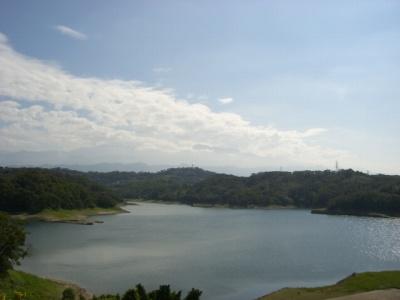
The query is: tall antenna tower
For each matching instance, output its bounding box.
[335,161,339,172]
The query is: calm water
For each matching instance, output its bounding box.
[20,203,400,300]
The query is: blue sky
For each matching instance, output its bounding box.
[0,0,399,174]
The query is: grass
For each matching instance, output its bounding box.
[0,270,73,300]
[13,207,127,223]
[259,271,400,300]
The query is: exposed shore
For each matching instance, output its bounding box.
[311,208,396,218]
[12,206,129,225]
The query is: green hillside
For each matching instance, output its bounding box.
[0,168,122,214]
[260,271,400,300]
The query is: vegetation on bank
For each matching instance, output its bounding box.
[0,270,86,300]
[0,168,122,214]
[259,271,400,300]
[0,271,202,300]
[94,284,201,300]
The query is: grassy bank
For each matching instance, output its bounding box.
[0,270,90,300]
[12,206,128,224]
[259,271,400,300]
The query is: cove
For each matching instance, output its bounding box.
[20,202,400,300]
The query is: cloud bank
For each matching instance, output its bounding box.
[54,25,87,40]
[0,32,345,168]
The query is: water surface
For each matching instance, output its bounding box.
[20,203,400,300]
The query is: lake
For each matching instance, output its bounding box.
[20,202,400,300]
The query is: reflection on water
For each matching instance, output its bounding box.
[20,203,400,300]
[348,217,400,261]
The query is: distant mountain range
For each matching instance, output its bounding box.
[0,151,277,176]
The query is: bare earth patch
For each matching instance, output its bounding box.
[328,289,400,300]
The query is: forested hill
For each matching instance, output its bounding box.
[83,168,400,216]
[73,167,216,201]
[182,170,400,215]
[1,167,400,216]
[0,168,121,213]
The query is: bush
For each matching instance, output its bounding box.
[62,288,76,300]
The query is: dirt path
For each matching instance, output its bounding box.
[328,289,400,300]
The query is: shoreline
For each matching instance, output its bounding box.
[122,200,400,219]
[125,199,181,205]
[126,199,299,210]
[129,200,400,219]
[192,203,299,210]
[311,208,396,218]
[12,206,130,225]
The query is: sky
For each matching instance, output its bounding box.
[0,0,399,174]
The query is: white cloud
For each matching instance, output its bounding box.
[54,25,87,40]
[218,97,234,104]
[0,32,347,168]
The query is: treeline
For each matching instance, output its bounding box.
[92,284,201,300]
[84,168,400,216]
[183,170,400,215]
[0,168,121,213]
[1,167,400,216]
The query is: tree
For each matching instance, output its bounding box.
[96,285,201,300]
[184,289,202,300]
[147,285,181,300]
[122,289,137,300]
[136,284,148,300]
[0,213,26,276]
[62,288,76,300]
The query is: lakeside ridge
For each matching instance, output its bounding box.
[259,271,400,300]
